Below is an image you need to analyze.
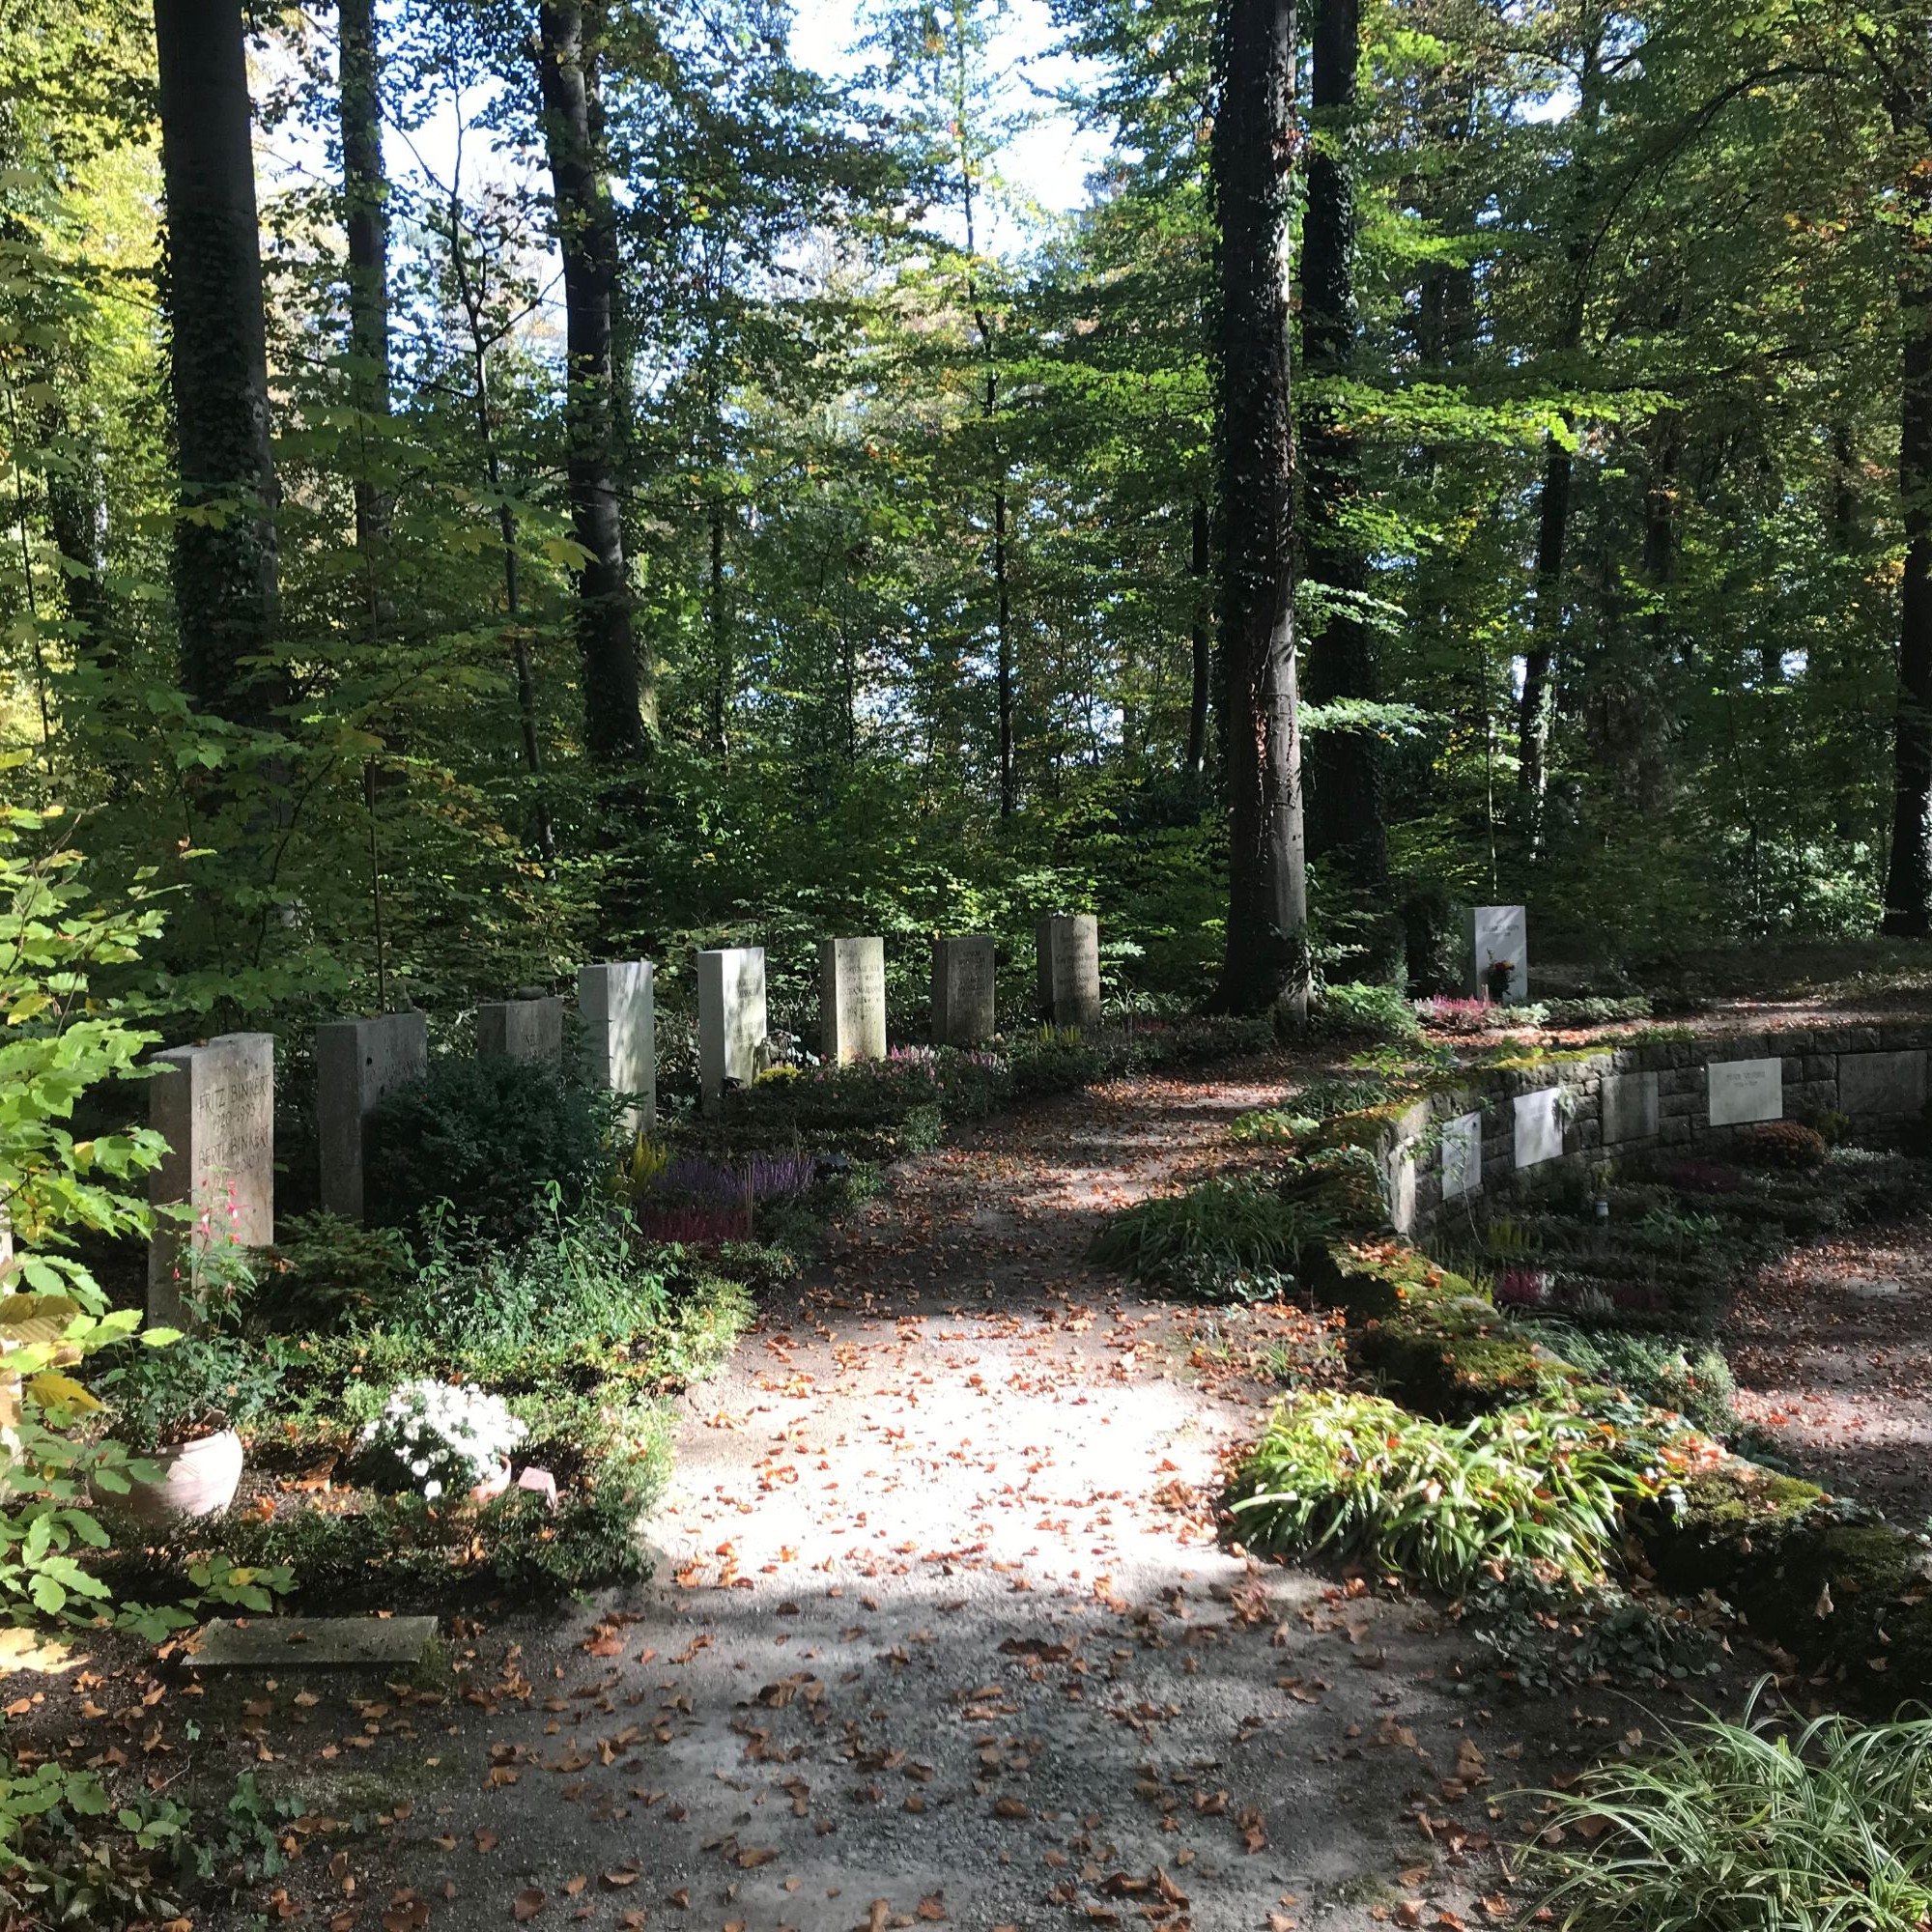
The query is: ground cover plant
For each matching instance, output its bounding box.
[1530,1691,1932,1932]
[1225,1390,1681,1591]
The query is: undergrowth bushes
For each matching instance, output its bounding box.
[1227,1391,1678,1591]
[1530,1691,1932,1932]
[1088,1173,1340,1299]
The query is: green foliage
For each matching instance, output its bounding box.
[365,1056,625,1242]
[99,1332,282,1456]
[1311,980,1423,1045]
[1518,1323,1738,1438]
[1226,1391,1667,1591]
[1090,1176,1338,1292]
[1734,1122,1831,1173]
[1461,1572,1725,1693]
[264,1211,417,1332]
[1529,1692,1932,1932]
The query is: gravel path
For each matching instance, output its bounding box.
[1726,1214,1932,1529]
[202,1062,1705,1932]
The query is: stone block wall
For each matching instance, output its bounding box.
[1387,1023,1932,1236]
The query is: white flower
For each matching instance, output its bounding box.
[423,1480,442,1500]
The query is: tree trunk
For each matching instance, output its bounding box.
[1299,0,1383,889]
[152,0,286,725]
[1885,161,1932,936]
[536,0,647,761]
[995,473,1013,815]
[1518,431,1572,827]
[709,495,730,755]
[338,0,391,585]
[1212,0,1308,1020]
[1186,494,1210,779]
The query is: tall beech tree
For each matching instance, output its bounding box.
[1299,0,1382,889]
[536,0,648,760]
[152,0,286,724]
[337,0,391,582]
[1212,0,1307,1018]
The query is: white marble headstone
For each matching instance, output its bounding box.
[1513,1087,1563,1168]
[821,937,888,1065]
[1708,1057,1782,1127]
[1441,1111,1484,1199]
[1471,904,1528,1002]
[697,947,767,1109]
[579,961,655,1133]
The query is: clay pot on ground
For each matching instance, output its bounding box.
[119,1429,244,1527]
[469,1460,512,1506]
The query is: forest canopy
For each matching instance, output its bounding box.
[0,0,1925,1034]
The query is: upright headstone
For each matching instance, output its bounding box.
[579,962,655,1134]
[930,936,997,1046]
[1838,1049,1927,1118]
[1601,1070,1660,1145]
[1513,1087,1563,1168]
[147,1034,276,1322]
[475,995,565,1064]
[1708,1057,1782,1127]
[316,1011,429,1223]
[1035,914,1101,1029]
[820,938,888,1065]
[1441,1111,1484,1200]
[697,947,766,1109]
[1470,905,1528,1003]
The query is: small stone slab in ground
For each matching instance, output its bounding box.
[195,1616,438,1668]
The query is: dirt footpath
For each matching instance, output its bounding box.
[212,1063,1731,1932]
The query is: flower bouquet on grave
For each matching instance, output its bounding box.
[1484,958,1517,1005]
[358,1379,527,1505]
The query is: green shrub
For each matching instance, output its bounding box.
[1541,995,1652,1027]
[365,1056,624,1241]
[264,1210,415,1330]
[1312,980,1424,1045]
[1530,1690,1932,1932]
[1520,1323,1738,1436]
[1090,1175,1337,1288]
[1226,1391,1666,1590]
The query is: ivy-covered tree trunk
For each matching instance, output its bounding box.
[536,0,648,761]
[152,0,286,726]
[1212,0,1308,1020]
[338,0,390,582]
[1885,158,1932,936]
[1300,0,1383,889]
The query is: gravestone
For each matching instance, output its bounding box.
[147,1034,275,1323]
[1708,1056,1782,1127]
[1514,1087,1563,1168]
[1382,1101,1429,1236]
[930,936,997,1046]
[195,1615,439,1669]
[1470,905,1528,1003]
[1600,1069,1660,1145]
[697,947,766,1109]
[475,994,564,1064]
[1838,1049,1927,1118]
[316,1011,428,1222]
[579,962,655,1134]
[1441,1111,1484,1200]
[1035,915,1102,1029]
[820,938,888,1065]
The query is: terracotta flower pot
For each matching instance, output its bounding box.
[120,1429,244,1527]
[470,1461,512,1506]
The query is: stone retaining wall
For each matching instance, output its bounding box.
[1387,1023,1932,1235]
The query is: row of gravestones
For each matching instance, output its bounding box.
[1442,1057,1788,1198]
[142,917,1103,1321]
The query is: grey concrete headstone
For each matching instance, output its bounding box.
[147,1034,276,1324]
[1470,905,1528,1001]
[316,1011,428,1222]
[1708,1057,1782,1127]
[1441,1110,1484,1199]
[1514,1087,1563,1168]
[697,947,766,1110]
[1838,1049,1927,1118]
[475,995,564,1064]
[579,961,655,1134]
[820,937,887,1065]
[1601,1069,1660,1145]
[195,1615,438,1669]
[1035,915,1101,1029]
[930,936,997,1046]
